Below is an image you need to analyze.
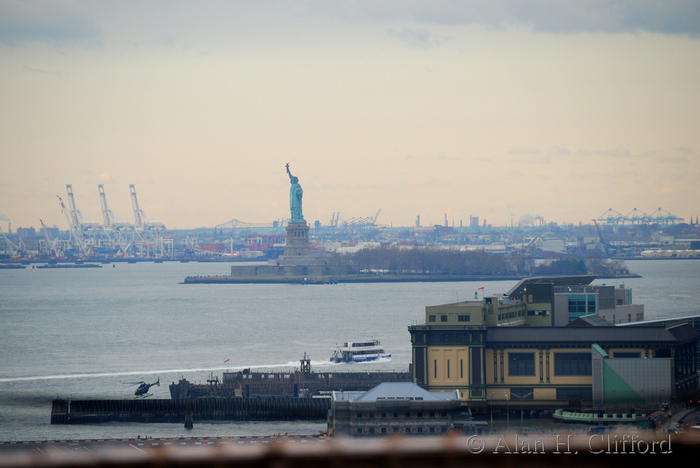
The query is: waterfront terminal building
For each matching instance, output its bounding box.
[327,383,472,437]
[408,276,699,412]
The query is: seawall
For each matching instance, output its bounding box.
[50,397,330,425]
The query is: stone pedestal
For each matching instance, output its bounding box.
[283,222,311,257]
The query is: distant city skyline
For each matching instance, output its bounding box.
[2,1,699,231]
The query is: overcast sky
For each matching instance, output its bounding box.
[1,0,699,231]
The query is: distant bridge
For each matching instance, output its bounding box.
[214,219,286,230]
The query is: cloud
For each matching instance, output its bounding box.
[322,1,700,36]
[0,0,99,46]
[508,147,541,155]
[575,148,656,158]
[94,172,116,184]
[6,1,695,49]
[547,146,571,157]
[434,154,460,161]
[386,27,450,48]
[420,179,451,188]
[21,66,67,76]
[657,155,689,164]
[570,173,591,180]
[608,171,640,178]
[509,156,551,165]
[673,146,695,155]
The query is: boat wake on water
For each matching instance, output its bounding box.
[0,359,366,383]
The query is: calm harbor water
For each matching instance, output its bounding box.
[1,259,698,441]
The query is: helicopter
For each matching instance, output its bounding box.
[125,378,160,398]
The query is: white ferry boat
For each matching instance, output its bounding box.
[330,339,391,363]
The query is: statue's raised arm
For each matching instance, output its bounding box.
[286,163,293,181]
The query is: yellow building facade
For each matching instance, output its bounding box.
[410,298,698,411]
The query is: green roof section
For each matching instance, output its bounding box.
[592,343,608,358]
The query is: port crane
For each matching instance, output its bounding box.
[0,228,26,259]
[61,185,104,256]
[39,219,63,258]
[98,184,135,255]
[129,185,171,257]
[337,209,383,231]
[592,219,613,256]
[130,185,165,231]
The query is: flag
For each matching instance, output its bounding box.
[478,286,484,290]
[223,359,230,363]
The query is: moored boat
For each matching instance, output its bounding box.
[330,339,391,363]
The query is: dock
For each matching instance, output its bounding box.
[50,397,330,425]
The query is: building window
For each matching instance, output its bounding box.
[568,295,587,321]
[556,387,592,400]
[460,360,464,379]
[441,315,448,322]
[356,428,363,434]
[381,427,387,434]
[405,427,411,433]
[554,353,591,375]
[447,359,450,379]
[429,315,436,322]
[356,412,362,418]
[511,388,534,400]
[458,315,470,322]
[587,295,597,314]
[509,353,535,376]
[434,360,437,379]
[614,352,641,358]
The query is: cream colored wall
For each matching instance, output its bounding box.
[428,344,654,400]
[425,303,484,325]
[608,348,647,358]
[427,347,470,386]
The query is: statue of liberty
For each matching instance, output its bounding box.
[286,163,304,222]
